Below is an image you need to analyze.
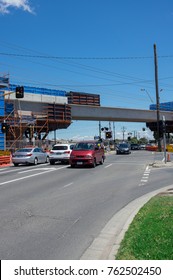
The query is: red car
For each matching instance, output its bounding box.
[145,144,158,151]
[70,141,105,168]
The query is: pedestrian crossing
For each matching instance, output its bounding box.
[139,165,151,186]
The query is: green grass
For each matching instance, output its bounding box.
[115,195,173,260]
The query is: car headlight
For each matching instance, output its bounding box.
[85,155,92,159]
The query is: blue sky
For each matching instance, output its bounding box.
[1,0,173,140]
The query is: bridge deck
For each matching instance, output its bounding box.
[71,105,173,122]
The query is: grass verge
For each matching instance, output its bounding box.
[115,194,173,260]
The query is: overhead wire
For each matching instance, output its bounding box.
[0,40,162,86]
[1,52,173,60]
[0,40,173,105]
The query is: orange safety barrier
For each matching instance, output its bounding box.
[167,153,171,162]
[0,155,11,165]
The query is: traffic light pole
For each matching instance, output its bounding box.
[154,44,162,152]
[162,116,167,163]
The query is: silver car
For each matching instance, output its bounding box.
[12,147,49,166]
[49,143,75,164]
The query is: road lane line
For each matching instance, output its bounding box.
[0,168,8,172]
[61,182,74,189]
[108,161,144,165]
[0,163,50,175]
[0,169,54,185]
[18,167,56,173]
[104,164,113,168]
[0,165,69,186]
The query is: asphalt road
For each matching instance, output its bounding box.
[0,150,172,260]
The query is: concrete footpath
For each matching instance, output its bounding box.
[80,159,173,260]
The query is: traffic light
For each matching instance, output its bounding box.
[24,128,30,138]
[15,86,24,98]
[1,123,9,133]
[105,131,112,139]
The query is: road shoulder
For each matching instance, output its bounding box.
[80,185,172,260]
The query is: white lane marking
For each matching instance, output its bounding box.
[0,163,50,175]
[0,168,8,172]
[109,161,144,165]
[0,165,69,186]
[139,165,151,186]
[0,169,54,185]
[60,217,81,238]
[104,164,113,168]
[18,167,56,174]
[61,182,74,189]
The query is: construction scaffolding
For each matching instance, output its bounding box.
[0,99,72,150]
[0,78,101,151]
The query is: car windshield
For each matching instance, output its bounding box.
[119,144,128,148]
[52,146,68,151]
[70,145,74,150]
[74,143,94,150]
[16,148,32,153]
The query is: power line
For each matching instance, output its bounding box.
[1,52,173,60]
[0,52,155,60]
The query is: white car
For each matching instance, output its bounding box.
[49,143,75,165]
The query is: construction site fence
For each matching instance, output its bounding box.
[6,139,54,152]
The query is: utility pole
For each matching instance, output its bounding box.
[113,122,115,142]
[122,126,126,141]
[162,116,167,163]
[99,121,101,138]
[154,43,162,152]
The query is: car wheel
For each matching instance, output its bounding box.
[45,156,49,163]
[50,160,55,165]
[100,157,104,165]
[34,158,38,165]
[13,163,18,166]
[71,164,75,168]
[92,159,96,168]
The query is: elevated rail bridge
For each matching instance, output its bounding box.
[0,80,173,150]
[70,104,173,122]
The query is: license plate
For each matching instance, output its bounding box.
[56,152,62,155]
[77,162,83,165]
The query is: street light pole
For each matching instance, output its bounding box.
[141,89,154,103]
[153,43,162,152]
